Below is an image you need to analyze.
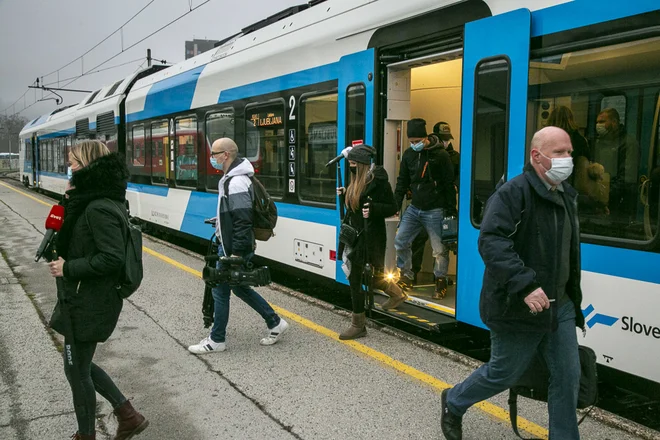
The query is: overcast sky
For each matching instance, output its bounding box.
[0,0,302,120]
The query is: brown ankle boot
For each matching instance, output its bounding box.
[71,433,95,440]
[113,400,149,440]
[339,312,367,340]
[381,282,408,310]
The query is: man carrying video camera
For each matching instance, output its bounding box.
[188,138,289,354]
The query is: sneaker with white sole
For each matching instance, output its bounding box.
[188,336,226,354]
[260,318,289,346]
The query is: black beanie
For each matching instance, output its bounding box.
[347,145,374,165]
[407,118,427,138]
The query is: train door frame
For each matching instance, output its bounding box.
[379,49,464,318]
[456,8,532,330]
[365,1,492,330]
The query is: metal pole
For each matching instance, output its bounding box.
[147,49,152,67]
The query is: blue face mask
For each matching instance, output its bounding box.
[410,141,425,152]
[67,167,73,180]
[210,157,223,170]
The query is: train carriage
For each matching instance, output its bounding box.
[19,0,660,394]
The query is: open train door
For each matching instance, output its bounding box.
[456,9,531,328]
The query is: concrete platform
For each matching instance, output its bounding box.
[1,178,658,440]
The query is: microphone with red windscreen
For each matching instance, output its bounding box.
[35,205,65,262]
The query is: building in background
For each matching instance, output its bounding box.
[185,39,220,59]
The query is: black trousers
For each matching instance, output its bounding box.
[412,228,429,276]
[63,339,127,435]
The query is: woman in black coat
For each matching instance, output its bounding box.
[47,140,148,440]
[336,145,404,340]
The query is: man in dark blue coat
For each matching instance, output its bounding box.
[440,127,585,440]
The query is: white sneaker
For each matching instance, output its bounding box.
[260,318,289,346]
[188,336,226,354]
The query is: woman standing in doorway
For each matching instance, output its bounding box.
[47,140,148,440]
[336,145,404,340]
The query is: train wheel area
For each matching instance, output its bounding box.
[1,177,657,440]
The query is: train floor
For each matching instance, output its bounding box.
[1,178,658,440]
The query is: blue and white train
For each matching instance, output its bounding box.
[19,0,660,392]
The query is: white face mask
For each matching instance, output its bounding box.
[596,123,608,136]
[540,152,573,184]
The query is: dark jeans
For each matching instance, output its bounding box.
[63,339,127,435]
[210,244,280,343]
[446,302,581,440]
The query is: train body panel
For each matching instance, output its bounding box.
[580,268,660,384]
[16,0,660,388]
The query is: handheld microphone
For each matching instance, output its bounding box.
[325,154,345,168]
[35,205,65,262]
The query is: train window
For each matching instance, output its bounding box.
[58,138,66,173]
[246,102,286,198]
[299,93,338,205]
[471,58,510,226]
[528,35,660,246]
[175,117,198,188]
[150,120,169,185]
[39,142,45,172]
[205,111,234,190]
[106,133,118,153]
[49,140,56,172]
[346,84,366,146]
[131,125,145,167]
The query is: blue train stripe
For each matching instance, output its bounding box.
[218,63,339,103]
[581,244,660,285]
[127,66,206,123]
[531,0,659,37]
[127,183,170,197]
[38,128,75,140]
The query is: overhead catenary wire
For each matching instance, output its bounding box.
[42,58,145,87]
[40,0,211,102]
[9,0,211,118]
[39,0,157,81]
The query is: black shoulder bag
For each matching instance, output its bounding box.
[509,345,598,439]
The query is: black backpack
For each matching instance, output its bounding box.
[86,199,144,298]
[508,345,598,438]
[224,175,278,241]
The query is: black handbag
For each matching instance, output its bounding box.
[508,345,598,438]
[441,215,458,241]
[339,223,360,248]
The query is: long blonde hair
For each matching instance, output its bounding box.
[345,163,373,211]
[70,140,110,168]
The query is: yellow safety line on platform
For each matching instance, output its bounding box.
[0,181,53,207]
[2,179,548,439]
[144,246,549,439]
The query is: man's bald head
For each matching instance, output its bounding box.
[530,126,573,185]
[211,138,239,168]
[530,126,571,156]
[212,138,238,157]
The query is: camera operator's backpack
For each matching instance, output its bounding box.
[508,345,598,438]
[224,175,278,241]
[86,199,144,298]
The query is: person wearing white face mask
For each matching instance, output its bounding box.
[594,107,640,221]
[393,118,456,299]
[188,138,289,354]
[440,126,584,440]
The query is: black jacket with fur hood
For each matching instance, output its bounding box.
[50,153,130,342]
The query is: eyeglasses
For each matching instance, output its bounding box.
[210,150,227,157]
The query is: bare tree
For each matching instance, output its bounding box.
[0,114,29,155]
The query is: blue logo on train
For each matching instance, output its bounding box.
[582,304,619,329]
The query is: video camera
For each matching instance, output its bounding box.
[202,255,271,287]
